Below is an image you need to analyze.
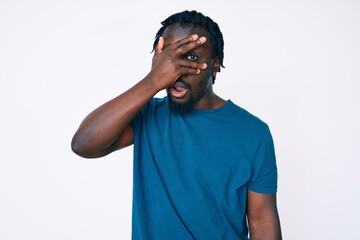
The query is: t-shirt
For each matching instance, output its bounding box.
[130,97,278,240]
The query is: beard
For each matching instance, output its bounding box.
[166,77,208,114]
[167,95,195,113]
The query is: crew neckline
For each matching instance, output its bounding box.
[189,99,232,114]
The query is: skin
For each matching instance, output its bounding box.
[247,191,282,240]
[71,23,282,239]
[163,24,225,112]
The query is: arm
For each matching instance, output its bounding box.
[71,34,208,158]
[247,190,282,240]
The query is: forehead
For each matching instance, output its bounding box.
[162,23,210,45]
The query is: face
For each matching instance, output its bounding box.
[162,23,220,113]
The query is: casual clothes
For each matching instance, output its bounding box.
[130,97,278,240]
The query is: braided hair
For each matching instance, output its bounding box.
[152,10,225,83]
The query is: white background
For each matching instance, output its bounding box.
[1,0,359,239]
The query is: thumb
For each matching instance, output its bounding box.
[155,36,164,55]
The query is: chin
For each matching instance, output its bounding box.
[167,94,194,113]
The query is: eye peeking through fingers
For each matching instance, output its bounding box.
[183,53,199,61]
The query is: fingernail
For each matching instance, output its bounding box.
[192,34,199,40]
[202,63,207,68]
[199,37,206,43]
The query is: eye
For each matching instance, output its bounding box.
[184,53,199,61]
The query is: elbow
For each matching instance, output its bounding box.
[71,134,107,159]
[71,135,93,159]
[71,136,85,157]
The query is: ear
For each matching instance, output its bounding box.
[212,57,220,83]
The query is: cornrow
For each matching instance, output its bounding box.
[152,10,225,83]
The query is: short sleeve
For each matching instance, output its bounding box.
[130,109,143,131]
[130,100,151,131]
[247,125,278,194]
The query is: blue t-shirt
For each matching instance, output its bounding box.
[130,97,277,240]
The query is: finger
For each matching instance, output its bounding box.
[155,36,165,55]
[176,36,207,56]
[171,34,199,50]
[179,67,201,76]
[178,60,207,70]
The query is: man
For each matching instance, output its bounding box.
[72,10,282,240]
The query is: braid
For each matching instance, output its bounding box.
[152,10,225,80]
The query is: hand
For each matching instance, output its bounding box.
[149,34,208,90]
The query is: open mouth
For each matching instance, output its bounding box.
[170,81,189,98]
[171,86,188,98]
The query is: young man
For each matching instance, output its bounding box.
[72,10,282,240]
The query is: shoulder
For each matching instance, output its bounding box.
[226,100,269,133]
[147,97,167,108]
[131,97,168,128]
[139,97,168,114]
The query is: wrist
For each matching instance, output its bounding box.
[143,72,166,93]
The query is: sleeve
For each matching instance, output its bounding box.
[247,125,278,194]
[130,108,143,131]
[130,99,152,131]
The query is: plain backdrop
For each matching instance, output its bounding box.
[1,0,359,239]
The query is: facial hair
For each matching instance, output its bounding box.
[166,77,209,114]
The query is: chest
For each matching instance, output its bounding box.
[140,115,258,189]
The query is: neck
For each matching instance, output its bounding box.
[192,92,226,110]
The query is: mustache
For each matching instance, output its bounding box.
[176,77,192,90]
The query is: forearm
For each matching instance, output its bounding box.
[71,74,159,157]
[71,34,207,158]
